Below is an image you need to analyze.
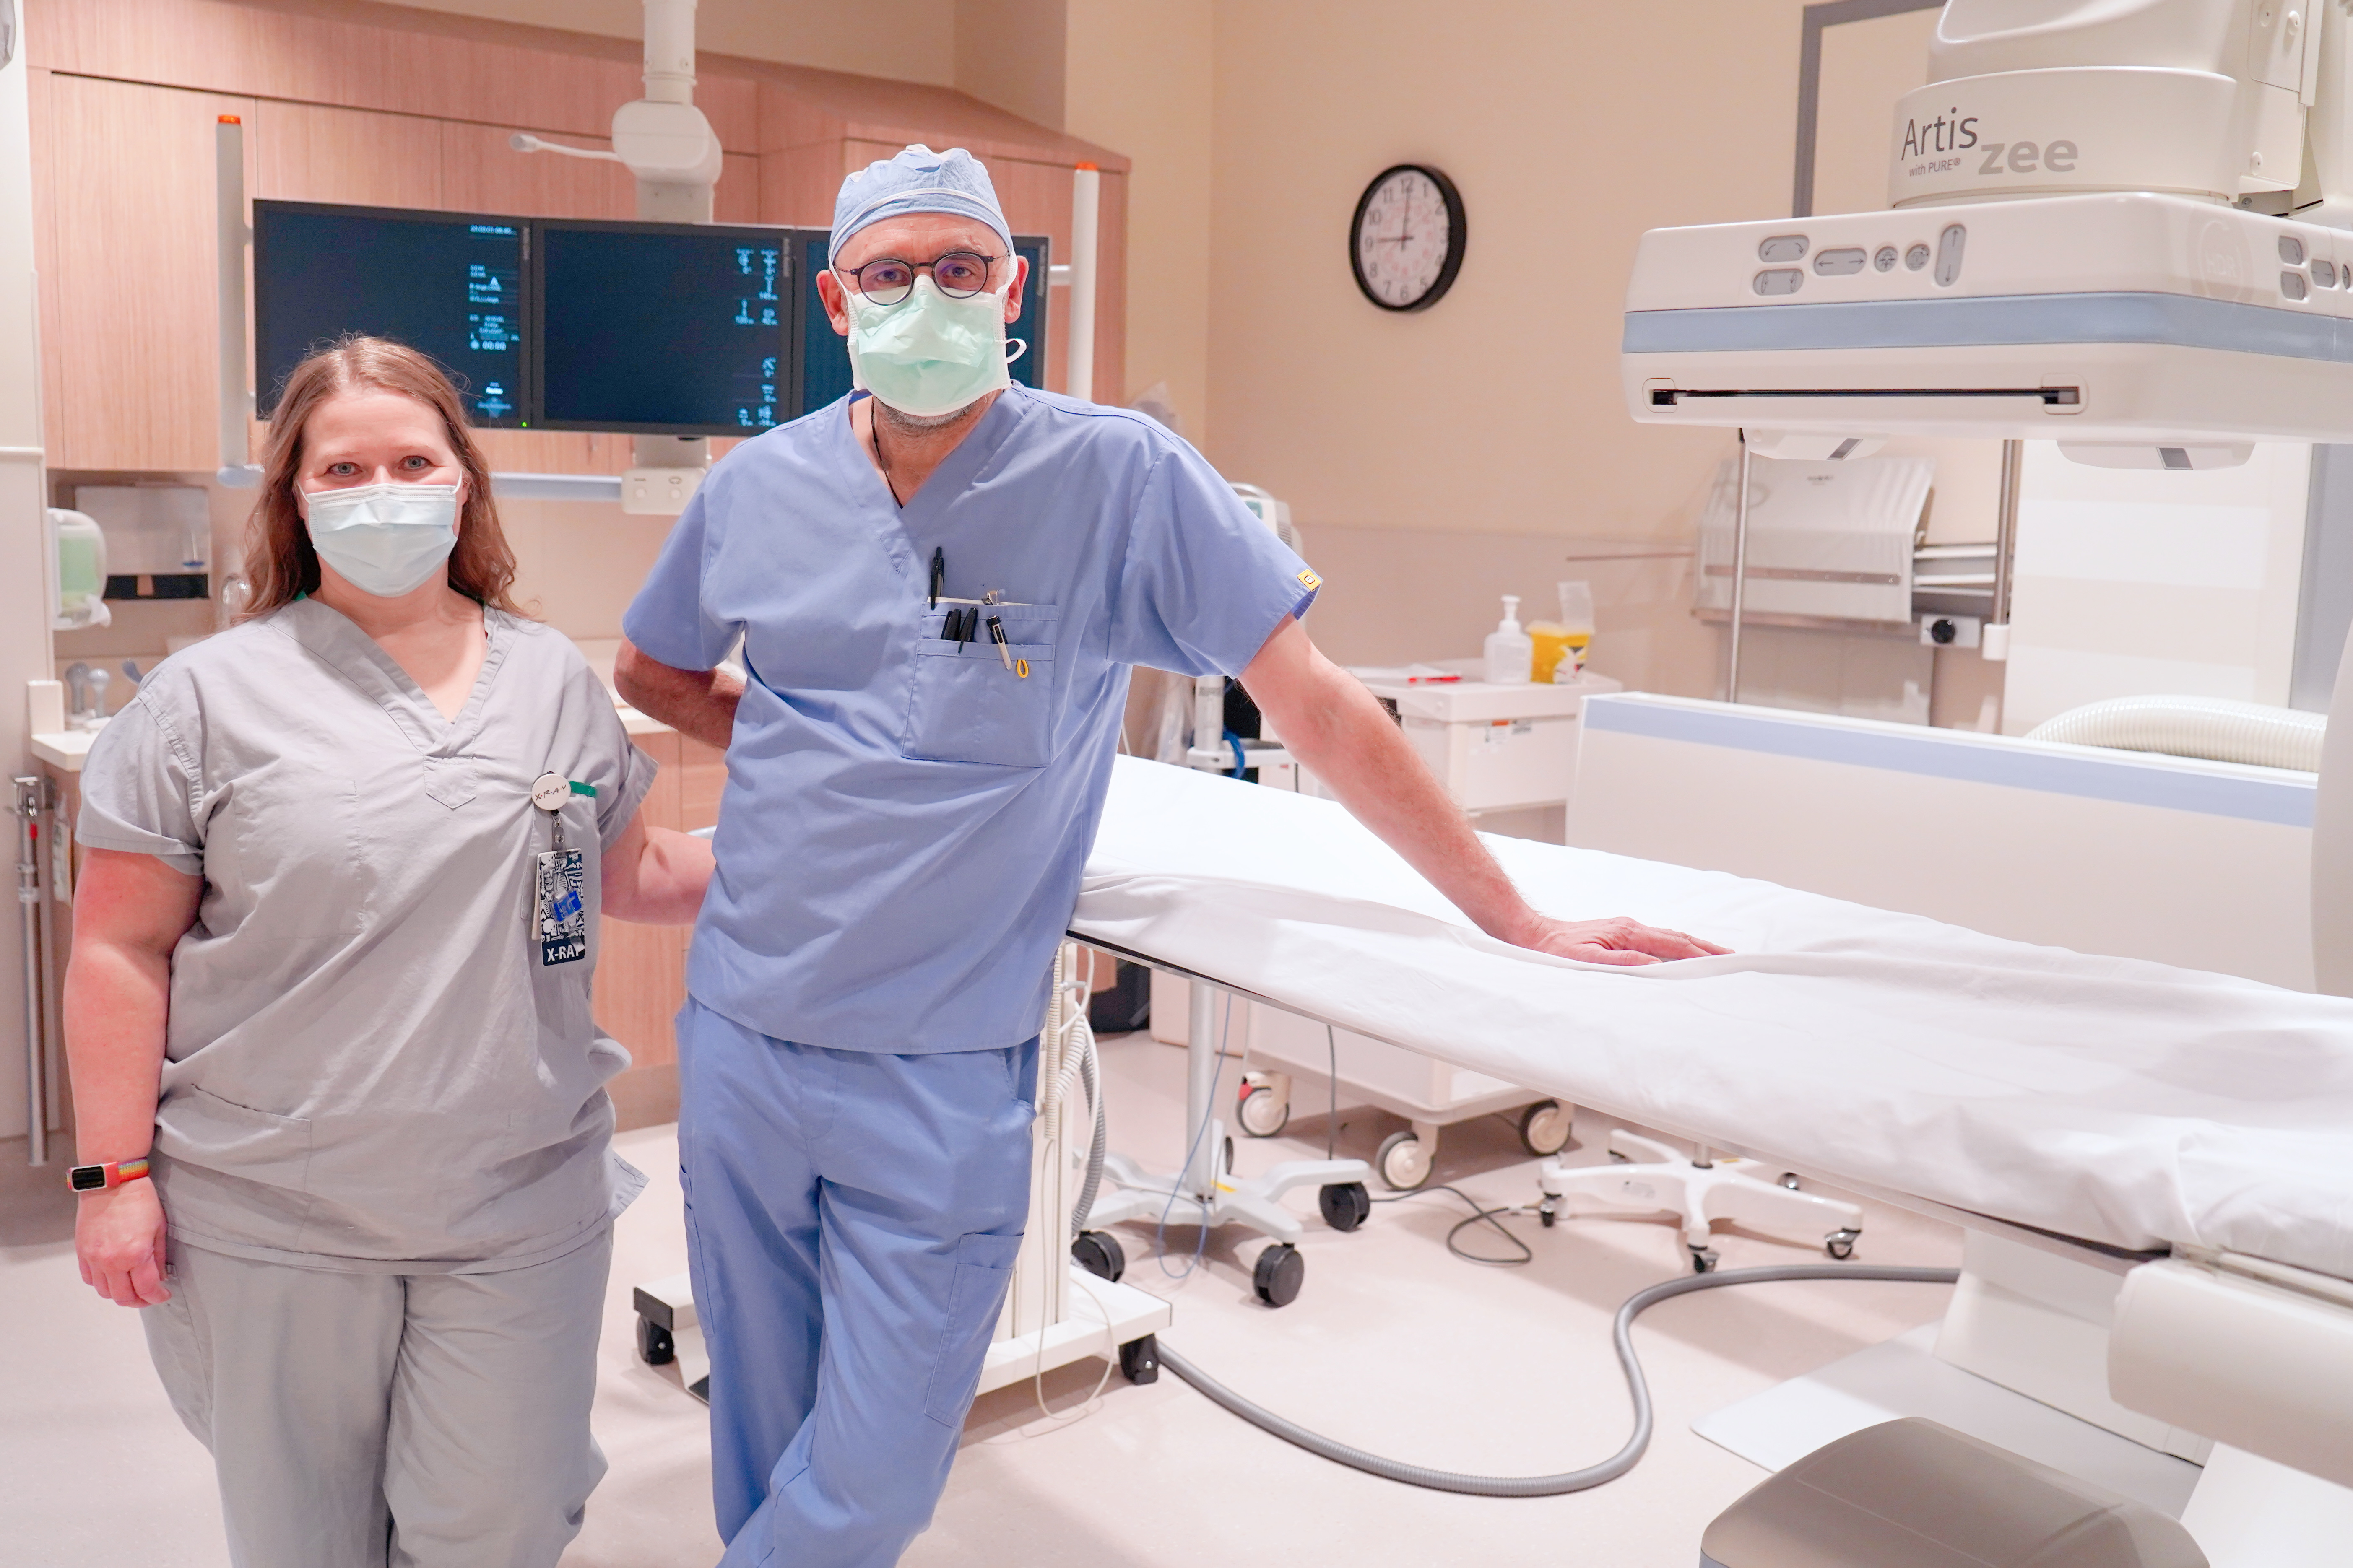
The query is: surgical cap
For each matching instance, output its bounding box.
[829,144,1013,265]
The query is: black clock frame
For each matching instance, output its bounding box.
[1348,163,1466,313]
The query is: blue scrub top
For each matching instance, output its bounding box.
[623,384,1319,1052]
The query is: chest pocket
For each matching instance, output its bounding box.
[902,603,1060,768]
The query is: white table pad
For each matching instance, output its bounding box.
[1074,757,2353,1281]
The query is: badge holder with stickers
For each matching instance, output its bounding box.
[531,770,594,966]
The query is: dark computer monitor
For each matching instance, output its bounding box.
[533,219,791,436]
[794,231,1053,421]
[253,201,528,428]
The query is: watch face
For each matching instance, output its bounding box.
[70,1166,107,1192]
[1351,165,1464,312]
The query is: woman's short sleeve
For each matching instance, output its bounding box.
[76,701,205,878]
[591,707,660,852]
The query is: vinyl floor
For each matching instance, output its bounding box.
[0,1028,1962,1567]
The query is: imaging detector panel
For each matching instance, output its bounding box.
[1622,193,2353,446]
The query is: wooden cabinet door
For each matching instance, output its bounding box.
[591,731,687,1070]
[37,76,253,472]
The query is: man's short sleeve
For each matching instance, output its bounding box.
[76,701,204,878]
[622,484,740,672]
[1109,442,1321,677]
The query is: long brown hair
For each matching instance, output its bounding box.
[241,335,523,619]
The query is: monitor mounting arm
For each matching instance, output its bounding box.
[508,0,722,226]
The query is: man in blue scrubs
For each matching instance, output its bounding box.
[617,145,1719,1566]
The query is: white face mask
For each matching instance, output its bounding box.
[842,274,1027,419]
[302,481,461,598]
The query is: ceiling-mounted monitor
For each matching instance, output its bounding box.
[252,200,526,428]
[533,218,790,436]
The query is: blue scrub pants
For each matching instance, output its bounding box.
[678,999,1038,1568]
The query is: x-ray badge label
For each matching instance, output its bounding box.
[536,847,587,965]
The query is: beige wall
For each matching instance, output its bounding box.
[955,0,1069,131]
[1063,0,1214,434]
[387,0,958,84]
[1201,0,1827,547]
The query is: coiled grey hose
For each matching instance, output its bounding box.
[1158,1262,1958,1496]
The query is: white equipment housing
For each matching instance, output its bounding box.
[1625,193,2353,451]
[1615,3,2353,1558]
[1625,0,2353,456]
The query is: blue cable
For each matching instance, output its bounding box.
[1222,728,1247,778]
[1155,992,1234,1281]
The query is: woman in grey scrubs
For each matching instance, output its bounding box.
[62,337,714,1568]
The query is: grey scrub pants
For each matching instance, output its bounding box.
[140,1227,614,1568]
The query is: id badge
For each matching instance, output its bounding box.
[536,847,587,966]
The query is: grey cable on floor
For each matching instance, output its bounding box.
[1157,1262,1959,1497]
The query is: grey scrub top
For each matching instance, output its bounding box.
[75,600,655,1272]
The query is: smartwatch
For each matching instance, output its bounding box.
[67,1157,151,1194]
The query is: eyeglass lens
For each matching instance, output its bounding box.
[849,252,995,304]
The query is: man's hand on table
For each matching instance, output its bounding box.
[1507,914,1730,967]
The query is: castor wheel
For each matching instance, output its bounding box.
[1825,1228,1861,1261]
[1072,1230,1127,1282]
[1538,1197,1559,1229]
[1518,1100,1573,1157]
[1375,1129,1431,1190]
[636,1315,675,1366]
[1237,1081,1290,1137]
[1253,1242,1305,1307]
[1690,1246,1721,1275]
[1318,1180,1371,1233]
[1119,1334,1161,1384]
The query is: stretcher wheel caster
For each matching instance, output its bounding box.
[1825,1228,1860,1261]
[1518,1100,1573,1157]
[636,1315,676,1366]
[1119,1334,1160,1384]
[1538,1198,1559,1228]
[1238,1082,1290,1137]
[1318,1180,1371,1233]
[1376,1129,1431,1190]
[1690,1246,1721,1275]
[1253,1242,1305,1307]
[1072,1230,1127,1283]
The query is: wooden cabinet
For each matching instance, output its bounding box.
[33,75,254,473]
[591,727,726,1128]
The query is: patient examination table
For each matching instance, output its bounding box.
[1073,756,2353,1559]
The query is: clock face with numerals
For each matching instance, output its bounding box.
[1349,164,1466,312]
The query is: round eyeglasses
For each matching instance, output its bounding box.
[836,251,1002,306]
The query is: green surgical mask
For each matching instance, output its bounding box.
[842,274,1027,419]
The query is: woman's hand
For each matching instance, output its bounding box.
[77,1180,171,1306]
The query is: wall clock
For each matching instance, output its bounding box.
[1349,164,1466,312]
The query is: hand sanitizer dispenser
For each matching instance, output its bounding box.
[1483,595,1533,685]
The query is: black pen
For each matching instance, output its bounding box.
[986,615,1013,669]
[929,547,944,609]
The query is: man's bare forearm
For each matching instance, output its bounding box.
[1243,637,1541,946]
[615,637,744,751]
